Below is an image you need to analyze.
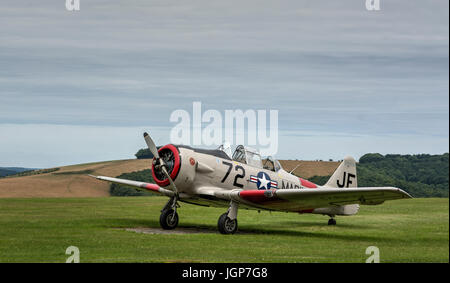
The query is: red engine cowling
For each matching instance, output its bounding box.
[151,144,181,187]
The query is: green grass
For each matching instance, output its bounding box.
[0,197,448,262]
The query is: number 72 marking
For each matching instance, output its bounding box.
[221,161,245,188]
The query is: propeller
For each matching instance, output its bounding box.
[143,132,159,159]
[143,132,179,196]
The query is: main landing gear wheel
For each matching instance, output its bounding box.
[218,213,238,234]
[328,218,337,226]
[160,209,179,230]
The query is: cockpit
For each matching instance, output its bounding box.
[232,145,262,168]
[218,144,282,172]
[262,156,282,172]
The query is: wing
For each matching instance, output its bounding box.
[89,175,174,197]
[215,187,412,212]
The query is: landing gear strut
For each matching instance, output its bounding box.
[218,201,239,234]
[160,196,179,230]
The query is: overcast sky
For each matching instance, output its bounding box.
[0,0,448,168]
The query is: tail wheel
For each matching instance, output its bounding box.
[328,218,336,226]
[218,213,238,234]
[160,209,179,230]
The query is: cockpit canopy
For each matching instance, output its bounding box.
[262,156,282,172]
[232,145,262,168]
[221,144,282,171]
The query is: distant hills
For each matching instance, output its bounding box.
[0,160,151,198]
[0,167,38,178]
[1,151,448,198]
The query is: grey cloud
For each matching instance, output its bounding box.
[0,0,448,166]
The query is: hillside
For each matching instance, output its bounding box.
[1,153,448,198]
[308,153,449,198]
[0,158,341,198]
[0,159,151,198]
[279,160,339,178]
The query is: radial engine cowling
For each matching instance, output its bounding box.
[151,144,195,192]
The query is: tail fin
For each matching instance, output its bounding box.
[325,156,357,188]
[322,156,360,216]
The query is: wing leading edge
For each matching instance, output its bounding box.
[89,175,174,197]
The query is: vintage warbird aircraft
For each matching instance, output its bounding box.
[90,132,412,234]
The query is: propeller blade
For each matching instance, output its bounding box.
[143,132,159,159]
[161,165,179,195]
[143,131,178,196]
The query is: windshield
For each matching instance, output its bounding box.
[217,142,232,159]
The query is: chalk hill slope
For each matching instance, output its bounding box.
[0,159,336,198]
[0,159,152,198]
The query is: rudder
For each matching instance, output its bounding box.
[320,156,359,215]
[325,156,357,188]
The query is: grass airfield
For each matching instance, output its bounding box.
[0,197,447,263]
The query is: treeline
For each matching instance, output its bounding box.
[0,168,17,177]
[135,148,160,159]
[0,167,55,178]
[309,153,449,198]
[110,169,157,196]
[124,151,448,198]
